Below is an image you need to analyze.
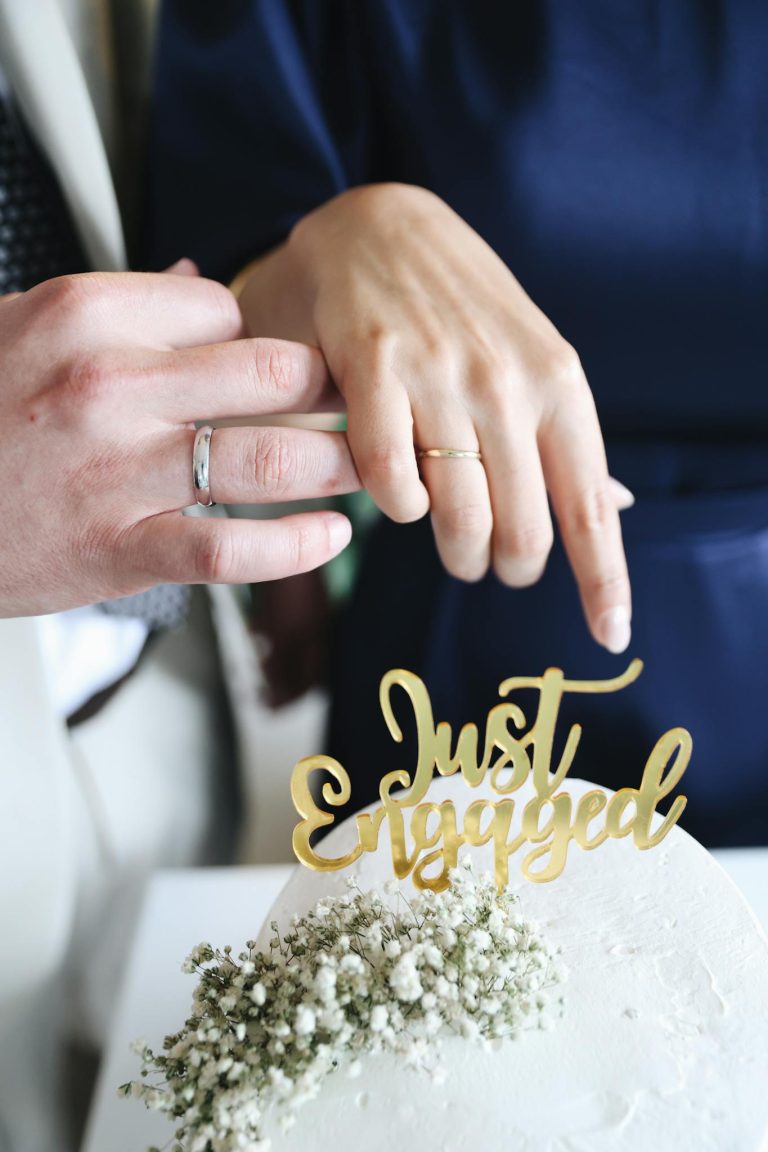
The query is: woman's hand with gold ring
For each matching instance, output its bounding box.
[241,183,633,653]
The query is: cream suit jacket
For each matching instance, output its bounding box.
[0,5,273,1150]
[0,0,127,1037]
[0,11,322,1140]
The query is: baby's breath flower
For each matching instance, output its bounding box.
[370,1005,388,1032]
[389,953,423,1002]
[469,927,492,952]
[294,1006,316,1037]
[127,864,564,1150]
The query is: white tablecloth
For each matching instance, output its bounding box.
[81,852,768,1152]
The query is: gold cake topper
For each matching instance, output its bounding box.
[291,659,691,891]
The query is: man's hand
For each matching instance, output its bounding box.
[0,271,359,617]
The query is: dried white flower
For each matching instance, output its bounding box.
[125,865,564,1150]
[370,1005,388,1032]
[250,982,266,1006]
[294,1007,316,1037]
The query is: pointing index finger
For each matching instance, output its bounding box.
[540,388,632,654]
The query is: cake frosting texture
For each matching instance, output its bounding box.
[261,776,768,1152]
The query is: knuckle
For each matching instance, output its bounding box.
[57,352,118,413]
[567,486,614,538]
[468,352,531,417]
[286,521,318,576]
[542,341,585,393]
[419,329,444,364]
[471,368,516,415]
[551,341,583,381]
[193,532,237,584]
[467,325,514,377]
[582,570,628,603]
[350,327,397,380]
[250,339,297,408]
[361,444,414,486]
[412,321,452,369]
[251,428,297,498]
[34,273,103,328]
[438,501,492,541]
[499,519,554,563]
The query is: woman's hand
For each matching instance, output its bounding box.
[240,184,632,653]
[0,270,359,618]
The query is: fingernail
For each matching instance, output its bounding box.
[608,476,635,510]
[596,605,631,654]
[164,257,199,276]
[326,512,352,551]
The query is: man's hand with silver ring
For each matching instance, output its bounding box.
[0,268,360,618]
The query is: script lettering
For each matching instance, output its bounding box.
[291,661,691,890]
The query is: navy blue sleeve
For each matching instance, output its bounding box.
[148,0,370,279]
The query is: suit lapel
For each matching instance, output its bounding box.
[0,617,75,995]
[0,0,126,271]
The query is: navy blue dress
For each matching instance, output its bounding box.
[151,1,768,845]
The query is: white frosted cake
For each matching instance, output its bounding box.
[129,664,768,1150]
[259,774,768,1152]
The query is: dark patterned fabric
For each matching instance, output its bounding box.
[0,83,190,630]
[98,586,191,629]
[0,89,86,291]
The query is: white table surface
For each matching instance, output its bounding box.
[82,851,768,1152]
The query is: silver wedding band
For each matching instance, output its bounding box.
[192,425,216,507]
[417,448,483,461]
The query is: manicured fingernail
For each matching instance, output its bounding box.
[596,605,631,654]
[326,513,352,551]
[608,476,635,510]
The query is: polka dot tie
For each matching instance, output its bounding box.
[0,88,190,629]
[0,88,85,291]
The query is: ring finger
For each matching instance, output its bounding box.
[140,425,361,512]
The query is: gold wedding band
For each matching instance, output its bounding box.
[417,448,483,461]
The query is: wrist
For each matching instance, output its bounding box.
[291,183,439,257]
[236,237,315,342]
